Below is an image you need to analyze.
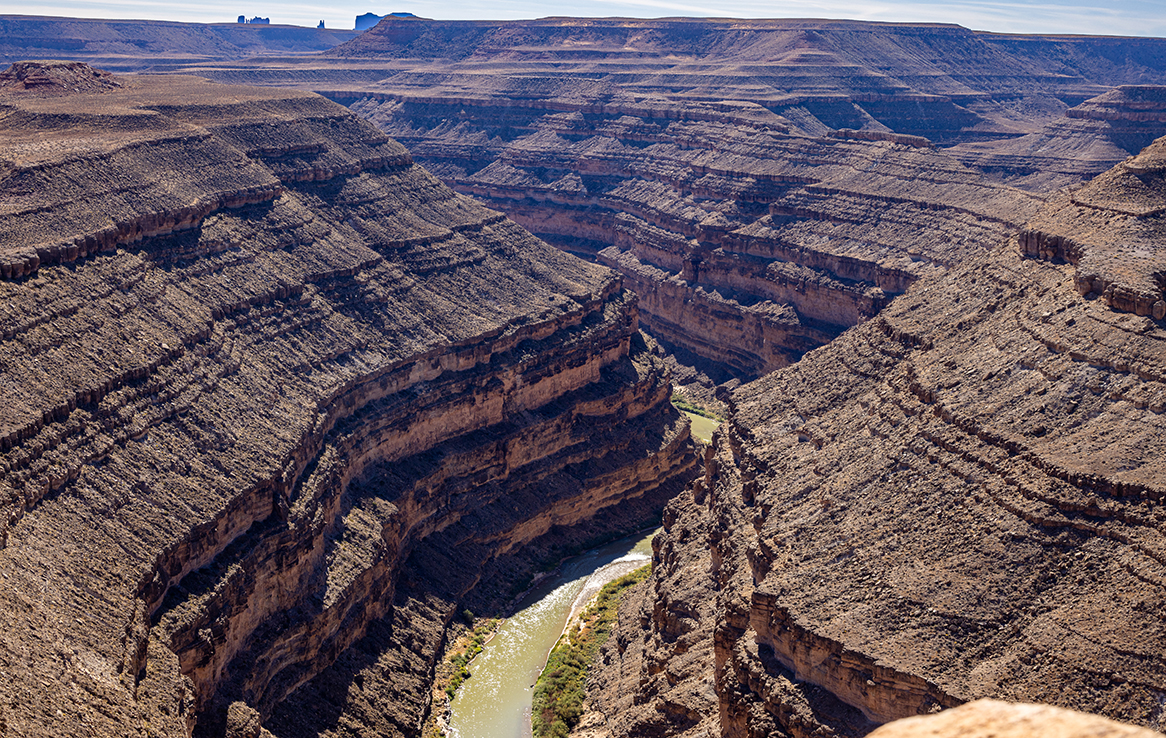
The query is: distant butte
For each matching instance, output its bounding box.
[0,59,121,94]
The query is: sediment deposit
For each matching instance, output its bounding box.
[592,139,1166,737]
[0,64,697,737]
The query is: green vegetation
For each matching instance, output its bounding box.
[443,619,496,699]
[531,565,651,738]
[672,393,723,443]
[670,395,723,420]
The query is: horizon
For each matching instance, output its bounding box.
[18,0,1166,38]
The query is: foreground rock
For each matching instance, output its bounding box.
[0,64,697,737]
[869,700,1165,738]
[591,140,1166,736]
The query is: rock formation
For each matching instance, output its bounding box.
[591,138,1166,737]
[5,18,1166,384]
[2,16,1166,738]
[0,64,697,737]
[949,86,1166,191]
[867,700,1165,738]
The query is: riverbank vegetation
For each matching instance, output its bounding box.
[423,616,499,738]
[670,394,723,420]
[671,393,723,443]
[531,565,651,738]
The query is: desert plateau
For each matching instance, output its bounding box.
[0,10,1165,738]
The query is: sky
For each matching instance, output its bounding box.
[20,0,1166,38]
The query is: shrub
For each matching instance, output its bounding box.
[531,566,649,738]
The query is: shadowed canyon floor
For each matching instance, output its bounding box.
[0,64,697,737]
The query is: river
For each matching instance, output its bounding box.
[447,529,657,738]
[682,410,720,443]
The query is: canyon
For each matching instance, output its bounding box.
[0,13,1165,738]
[152,17,1166,385]
[0,63,696,737]
[590,138,1166,738]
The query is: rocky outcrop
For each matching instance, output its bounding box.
[0,65,698,738]
[592,139,1166,737]
[868,700,1166,738]
[1018,136,1166,318]
[0,59,122,94]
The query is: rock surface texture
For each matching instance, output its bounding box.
[0,65,697,737]
[5,18,1166,383]
[868,700,1165,738]
[590,139,1166,737]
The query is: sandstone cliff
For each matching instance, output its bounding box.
[590,139,1166,737]
[0,64,697,737]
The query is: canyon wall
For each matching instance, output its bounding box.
[0,64,697,738]
[590,138,1166,737]
[5,18,1165,383]
[134,17,1166,382]
[358,100,1046,379]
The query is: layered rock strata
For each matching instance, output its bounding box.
[350,92,1045,379]
[949,86,1166,191]
[0,65,697,738]
[167,17,1166,381]
[7,17,1164,382]
[591,140,1166,736]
